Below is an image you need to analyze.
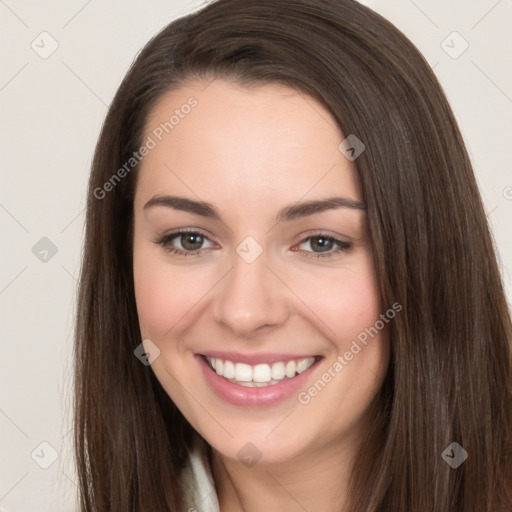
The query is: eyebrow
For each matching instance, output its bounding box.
[143,195,366,223]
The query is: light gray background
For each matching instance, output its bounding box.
[1,0,511,510]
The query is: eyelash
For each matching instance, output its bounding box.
[154,228,352,260]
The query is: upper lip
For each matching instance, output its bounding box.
[198,351,321,365]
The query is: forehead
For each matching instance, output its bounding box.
[135,79,361,208]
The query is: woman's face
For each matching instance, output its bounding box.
[132,78,390,465]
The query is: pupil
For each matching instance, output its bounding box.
[183,234,202,250]
[313,236,332,252]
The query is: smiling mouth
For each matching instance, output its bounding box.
[201,354,322,387]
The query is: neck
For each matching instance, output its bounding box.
[210,435,360,512]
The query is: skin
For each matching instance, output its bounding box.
[132,78,390,512]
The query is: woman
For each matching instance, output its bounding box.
[74,0,512,510]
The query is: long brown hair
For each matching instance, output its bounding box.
[74,0,512,510]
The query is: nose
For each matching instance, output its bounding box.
[212,248,291,339]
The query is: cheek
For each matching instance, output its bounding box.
[293,258,381,349]
[335,275,380,344]
[133,246,190,338]
[133,243,222,339]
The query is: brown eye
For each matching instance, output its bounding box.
[309,236,336,253]
[179,233,204,251]
[295,234,352,260]
[155,230,215,257]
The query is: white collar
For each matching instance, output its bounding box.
[181,436,220,512]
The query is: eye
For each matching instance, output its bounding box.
[154,230,352,260]
[154,229,215,257]
[293,233,352,260]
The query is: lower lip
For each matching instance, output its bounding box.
[195,354,321,407]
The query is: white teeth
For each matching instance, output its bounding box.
[271,362,286,380]
[237,379,281,387]
[297,357,315,374]
[253,364,271,382]
[235,363,253,382]
[205,356,316,386]
[223,360,235,379]
[296,358,311,374]
[285,360,296,378]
